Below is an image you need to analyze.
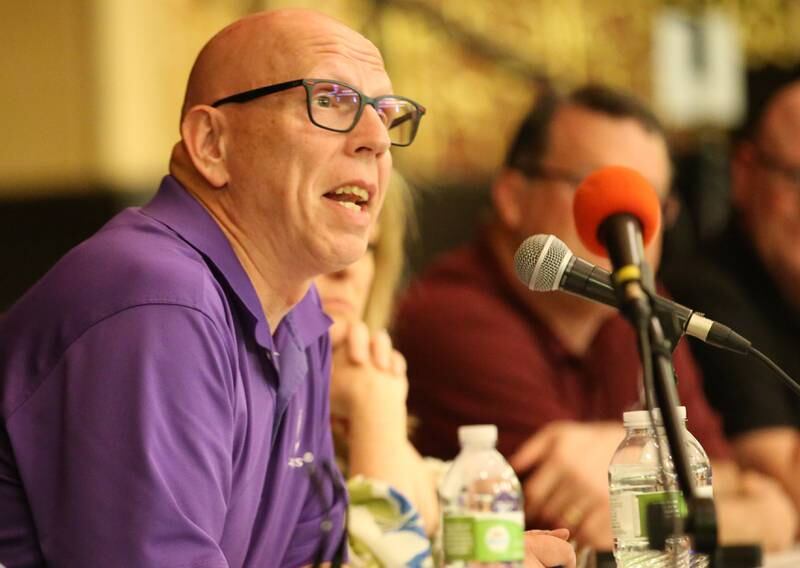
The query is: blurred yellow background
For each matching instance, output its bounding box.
[2,0,800,197]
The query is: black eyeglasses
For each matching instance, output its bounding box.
[212,78,426,147]
[304,456,348,568]
[523,163,673,219]
[523,163,586,189]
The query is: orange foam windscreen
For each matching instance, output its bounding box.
[573,165,662,257]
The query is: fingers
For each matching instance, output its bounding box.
[345,321,370,364]
[511,428,555,473]
[548,528,571,541]
[329,319,348,347]
[370,329,394,370]
[522,459,562,519]
[542,490,586,529]
[524,532,577,568]
[345,325,407,377]
[390,349,407,376]
[570,503,613,550]
[525,528,571,541]
[540,477,604,530]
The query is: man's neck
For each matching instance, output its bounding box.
[169,143,309,332]
[211,217,311,331]
[487,222,614,357]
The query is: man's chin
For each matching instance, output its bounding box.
[336,240,370,267]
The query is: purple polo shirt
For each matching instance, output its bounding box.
[0,176,345,567]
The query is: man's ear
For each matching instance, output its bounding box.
[492,169,528,231]
[180,106,230,188]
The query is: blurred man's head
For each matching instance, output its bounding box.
[732,80,800,303]
[172,9,424,284]
[492,85,672,273]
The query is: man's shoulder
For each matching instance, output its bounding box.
[2,208,231,360]
[402,241,499,304]
[35,208,222,310]
[397,239,526,332]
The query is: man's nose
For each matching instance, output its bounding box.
[346,105,391,156]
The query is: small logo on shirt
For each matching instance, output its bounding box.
[288,409,309,468]
[289,451,314,469]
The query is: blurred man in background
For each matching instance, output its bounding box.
[666,77,800,517]
[395,84,797,551]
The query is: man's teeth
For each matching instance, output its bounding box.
[334,186,369,202]
[336,201,361,211]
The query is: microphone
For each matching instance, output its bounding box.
[573,166,662,322]
[513,234,751,354]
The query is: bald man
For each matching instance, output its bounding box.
[0,9,423,567]
[667,79,800,520]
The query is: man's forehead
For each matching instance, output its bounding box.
[261,13,383,69]
[206,10,386,90]
[546,107,671,196]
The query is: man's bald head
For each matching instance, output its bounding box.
[181,9,384,119]
[173,7,396,301]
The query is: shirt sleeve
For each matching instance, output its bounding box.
[5,304,235,568]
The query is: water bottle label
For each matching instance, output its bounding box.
[443,512,524,562]
[611,491,686,538]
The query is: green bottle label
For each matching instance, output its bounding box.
[443,512,524,562]
[611,490,687,538]
[637,491,687,537]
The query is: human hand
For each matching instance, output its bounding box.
[524,529,576,568]
[510,421,624,548]
[715,466,798,552]
[328,321,408,421]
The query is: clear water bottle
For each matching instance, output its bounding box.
[609,406,713,568]
[439,425,525,567]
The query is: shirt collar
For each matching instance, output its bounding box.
[141,175,331,350]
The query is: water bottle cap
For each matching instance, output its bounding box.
[623,406,687,427]
[458,424,498,448]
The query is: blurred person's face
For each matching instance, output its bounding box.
[733,82,800,295]
[507,104,671,272]
[315,223,379,343]
[212,14,394,280]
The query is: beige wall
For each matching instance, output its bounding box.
[3,1,800,198]
[0,0,238,197]
[90,0,238,194]
[0,0,94,194]
[0,0,375,198]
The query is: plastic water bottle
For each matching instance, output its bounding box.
[439,425,525,567]
[609,407,713,568]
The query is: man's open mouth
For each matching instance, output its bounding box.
[324,186,370,212]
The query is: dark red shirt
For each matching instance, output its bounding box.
[395,233,731,465]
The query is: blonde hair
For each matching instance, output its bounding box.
[362,170,413,331]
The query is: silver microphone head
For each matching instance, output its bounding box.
[513,234,573,291]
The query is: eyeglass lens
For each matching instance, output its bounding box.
[308,82,420,145]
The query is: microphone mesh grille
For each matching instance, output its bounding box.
[513,235,571,291]
[513,235,546,284]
